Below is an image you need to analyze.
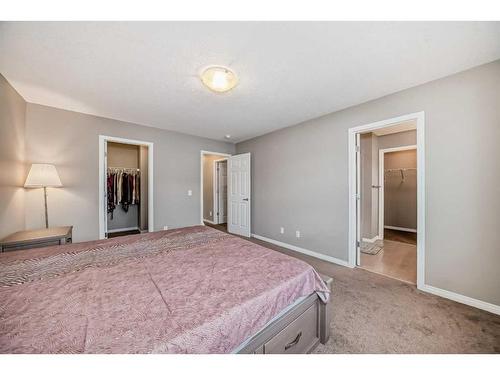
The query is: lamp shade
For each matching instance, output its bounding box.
[24,164,63,188]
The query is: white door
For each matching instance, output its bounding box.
[228,153,251,237]
[355,133,361,265]
[216,160,228,224]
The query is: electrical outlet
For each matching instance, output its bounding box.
[163,225,169,230]
[209,210,212,217]
[187,190,192,196]
[296,230,301,238]
[280,227,284,234]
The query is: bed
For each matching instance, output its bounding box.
[0,225,331,354]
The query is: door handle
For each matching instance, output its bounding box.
[371,185,381,189]
[242,198,249,201]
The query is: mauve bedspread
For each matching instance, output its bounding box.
[0,226,329,353]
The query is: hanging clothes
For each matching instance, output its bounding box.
[121,172,130,212]
[107,174,116,218]
[135,173,140,204]
[117,171,123,204]
[106,168,140,218]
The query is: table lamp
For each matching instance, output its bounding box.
[24,163,63,228]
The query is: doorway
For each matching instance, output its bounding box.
[200,151,231,229]
[99,136,154,239]
[200,151,252,238]
[348,112,425,288]
[360,139,417,283]
[214,159,228,224]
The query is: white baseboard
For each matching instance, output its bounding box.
[251,233,352,268]
[252,234,499,315]
[203,219,216,225]
[419,284,500,316]
[107,226,139,233]
[362,235,380,243]
[384,225,417,233]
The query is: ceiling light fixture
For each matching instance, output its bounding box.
[224,134,231,139]
[200,66,238,93]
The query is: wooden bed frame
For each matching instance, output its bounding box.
[237,275,332,354]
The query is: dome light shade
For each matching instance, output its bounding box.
[200,66,238,93]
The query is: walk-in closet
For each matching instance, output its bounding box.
[106,141,149,238]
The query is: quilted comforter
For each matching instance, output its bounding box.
[0,225,328,353]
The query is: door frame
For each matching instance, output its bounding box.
[213,158,228,224]
[98,135,154,239]
[378,145,417,239]
[200,150,232,225]
[348,111,425,289]
[355,133,361,265]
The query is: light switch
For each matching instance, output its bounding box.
[188,190,192,196]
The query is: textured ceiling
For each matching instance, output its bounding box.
[1,22,499,143]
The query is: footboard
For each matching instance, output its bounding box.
[237,274,332,354]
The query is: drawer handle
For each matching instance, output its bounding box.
[284,331,302,351]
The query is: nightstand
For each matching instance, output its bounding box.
[0,226,73,252]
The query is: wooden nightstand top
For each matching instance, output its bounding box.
[0,226,73,246]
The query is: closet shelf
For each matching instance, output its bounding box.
[384,167,416,172]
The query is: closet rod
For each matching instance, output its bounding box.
[107,167,140,171]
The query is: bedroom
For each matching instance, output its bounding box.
[1,2,500,373]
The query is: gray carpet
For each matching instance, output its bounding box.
[249,237,500,354]
[205,224,500,353]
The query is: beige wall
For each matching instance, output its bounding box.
[237,60,500,306]
[0,74,26,239]
[385,149,417,169]
[378,129,417,150]
[23,103,235,242]
[107,142,139,168]
[384,149,417,230]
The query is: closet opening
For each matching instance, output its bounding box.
[200,151,231,232]
[348,112,425,287]
[98,136,154,239]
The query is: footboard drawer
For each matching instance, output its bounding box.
[263,302,319,354]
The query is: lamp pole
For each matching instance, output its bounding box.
[43,186,49,228]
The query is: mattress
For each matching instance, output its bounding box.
[0,225,329,353]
